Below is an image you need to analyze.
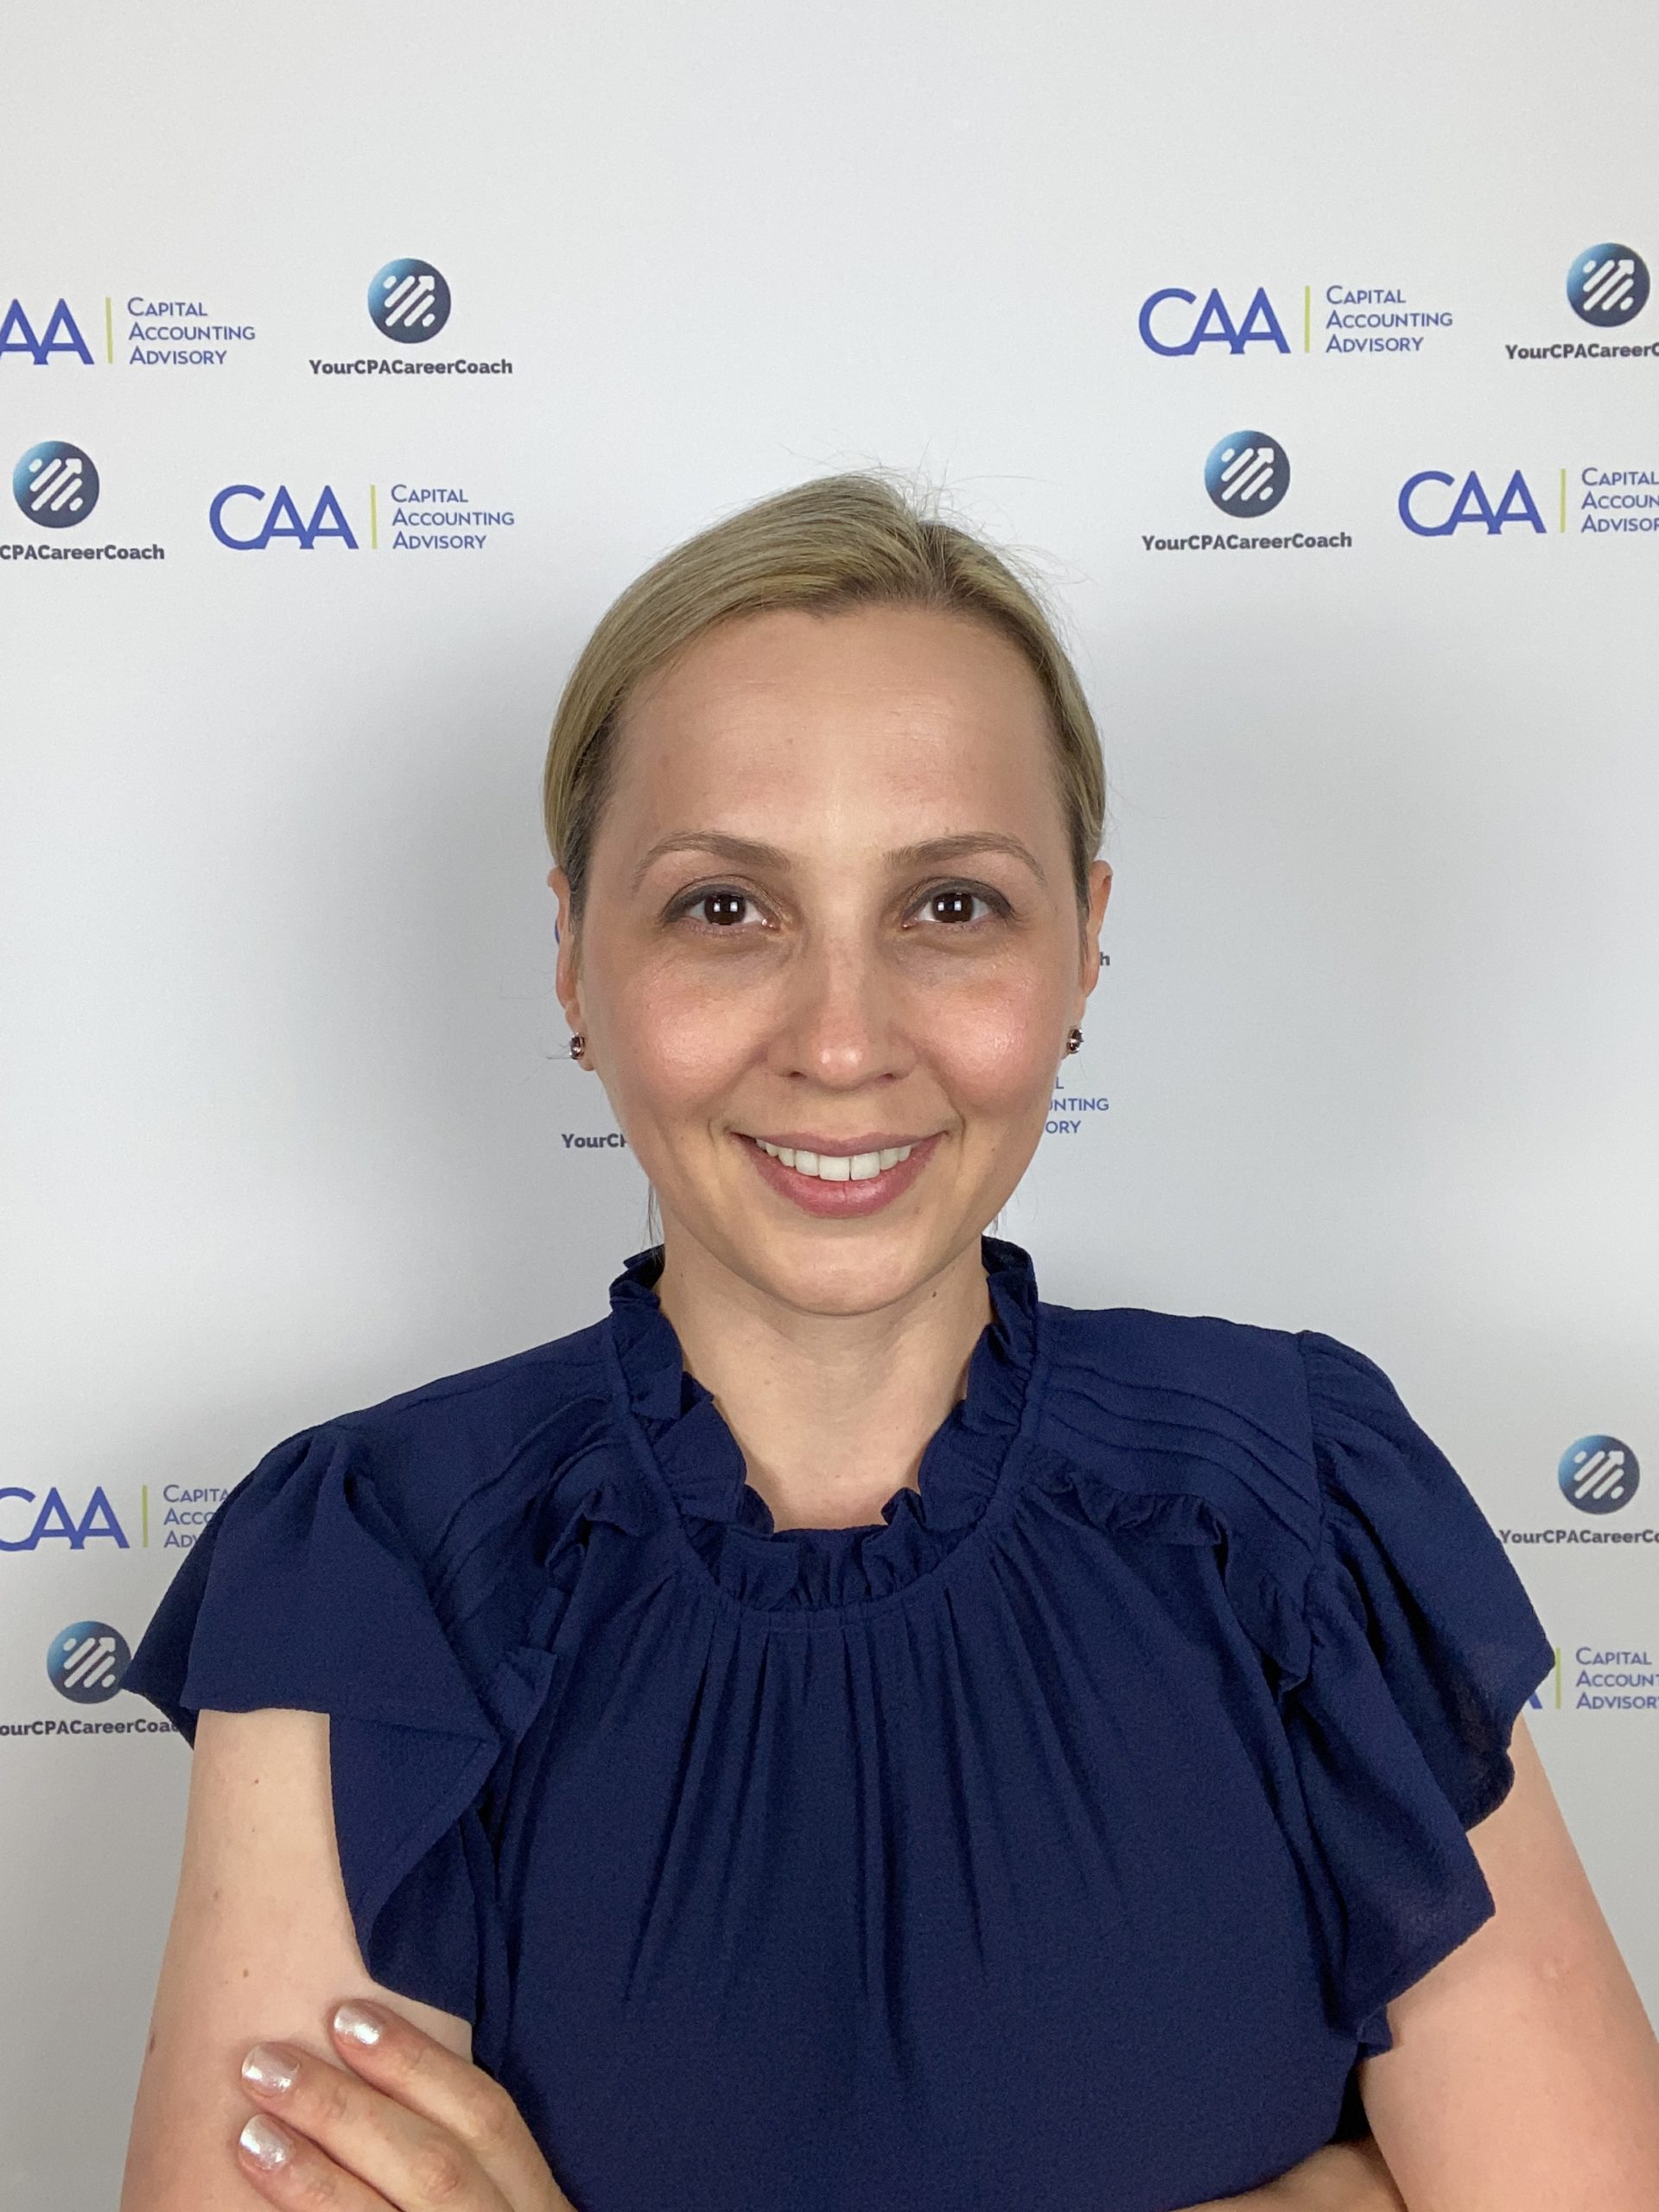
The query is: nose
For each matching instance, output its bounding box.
[766,931,912,1090]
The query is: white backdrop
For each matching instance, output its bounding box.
[3,3,1657,2204]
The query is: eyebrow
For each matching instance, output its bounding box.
[628,830,1050,893]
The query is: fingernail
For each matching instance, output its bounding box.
[333,2000,384,2047]
[239,2114,294,2170]
[241,2042,300,2094]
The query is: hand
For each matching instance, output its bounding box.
[234,1997,575,2209]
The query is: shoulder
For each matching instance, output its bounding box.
[330,1310,613,1446]
[123,1308,636,1747]
[315,1313,619,1563]
[1039,1297,1309,1417]
[1032,1295,1424,1572]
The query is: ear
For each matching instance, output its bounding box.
[1077,860,1113,1006]
[547,867,585,1037]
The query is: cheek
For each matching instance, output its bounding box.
[926,979,1065,1116]
[611,961,758,1109]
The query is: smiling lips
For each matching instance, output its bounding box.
[734,1128,944,1217]
[750,1135,920,1183]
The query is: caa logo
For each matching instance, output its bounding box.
[48,1620,131,1704]
[1398,468,1546,536]
[0,1485,129,1550]
[1558,1434,1640,1515]
[1205,429,1290,515]
[13,440,99,527]
[0,297,95,366]
[1139,286,1290,357]
[1567,245,1649,327]
[210,484,358,550]
[368,258,451,342]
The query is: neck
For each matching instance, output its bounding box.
[652,1230,996,1531]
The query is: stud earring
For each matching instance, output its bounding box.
[569,1033,585,1061]
[1065,1027,1084,1055]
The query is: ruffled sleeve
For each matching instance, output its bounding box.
[1283,1332,1555,2057]
[122,1421,503,2025]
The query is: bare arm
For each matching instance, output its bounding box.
[119,1707,472,2211]
[1195,1712,1659,2212]
[1174,2138,1406,2211]
[1355,1715,1659,2210]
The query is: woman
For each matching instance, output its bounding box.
[120,474,1659,2212]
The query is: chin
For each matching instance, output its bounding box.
[738,1217,969,1313]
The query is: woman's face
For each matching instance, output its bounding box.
[550,601,1112,1317]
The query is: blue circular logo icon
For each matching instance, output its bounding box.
[1205,429,1289,517]
[14,441,99,528]
[368,258,451,342]
[1567,245,1649,326]
[48,1619,131,1703]
[1558,1434,1640,1515]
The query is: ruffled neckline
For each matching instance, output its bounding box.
[605,1234,1041,1612]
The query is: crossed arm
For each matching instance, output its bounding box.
[119,1707,1659,2211]
[1352,1716,1659,2209]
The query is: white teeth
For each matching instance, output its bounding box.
[753,1136,918,1181]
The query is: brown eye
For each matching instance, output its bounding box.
[664,884,767,934]
[930,889,978,925]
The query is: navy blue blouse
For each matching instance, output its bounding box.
[125,1236,1554,2212]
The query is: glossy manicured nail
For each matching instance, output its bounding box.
[241,2042,300,2094]
[239,2113,295,2170]
[333,2000,384,2047]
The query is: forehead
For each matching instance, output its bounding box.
[611,602,1055,818]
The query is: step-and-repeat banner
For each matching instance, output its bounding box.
[3,3,1656,2203]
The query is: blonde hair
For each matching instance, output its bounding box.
[543,470,1106,925]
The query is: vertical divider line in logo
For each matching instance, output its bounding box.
[1558,468,1567,532]
[1303,285,1311,353]
[370,484,378,550]
[104,296,113,365]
